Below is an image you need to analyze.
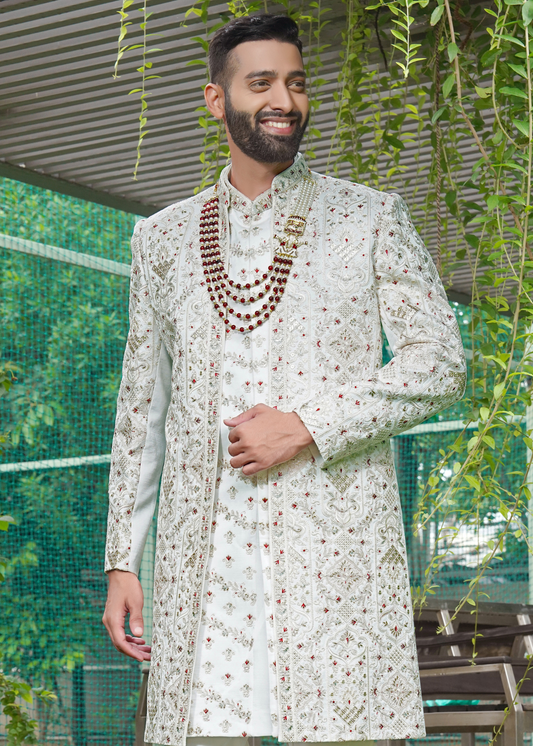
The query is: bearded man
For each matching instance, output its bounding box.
[103,14,466,746]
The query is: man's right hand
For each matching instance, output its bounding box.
[102,569,151,661]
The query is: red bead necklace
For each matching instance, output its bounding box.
[200,175,316,334]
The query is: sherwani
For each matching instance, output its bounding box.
[105,154,466,746]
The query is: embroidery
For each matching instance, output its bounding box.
[106,155,466,746]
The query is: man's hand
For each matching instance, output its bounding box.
[224,403,314,476]
[102,570,151,662]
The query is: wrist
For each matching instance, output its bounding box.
[107,569,138,583]
[290,411,314,449]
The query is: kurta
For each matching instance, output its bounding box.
[105,154,467,746]
[188,176,279,736]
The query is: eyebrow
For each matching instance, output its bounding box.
[244,69,306,80]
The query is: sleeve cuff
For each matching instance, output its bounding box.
[308,439,325,467]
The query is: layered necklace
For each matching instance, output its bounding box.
[200,173,316,334]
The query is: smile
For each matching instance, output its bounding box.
[260,119,295,132]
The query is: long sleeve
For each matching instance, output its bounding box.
[105,220,172,575]
[296,192,467,466]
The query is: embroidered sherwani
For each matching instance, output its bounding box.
[105,155,466,746]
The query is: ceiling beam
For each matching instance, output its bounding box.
[0,161,156,216]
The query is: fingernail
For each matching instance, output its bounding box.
[134,627,143,636]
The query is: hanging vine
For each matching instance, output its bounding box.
[113,0,162,179]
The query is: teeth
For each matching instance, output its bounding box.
[263,120,292,129]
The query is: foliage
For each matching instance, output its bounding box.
[113,0,533,623]
[0,519,56,746]
[0,672,56,746]
[0,363,17,451]
[0,180,139,741]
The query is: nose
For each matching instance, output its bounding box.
[267,80,296,113]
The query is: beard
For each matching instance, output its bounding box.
[223,92,309,164]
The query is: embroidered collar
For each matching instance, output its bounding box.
[218,152,309,217]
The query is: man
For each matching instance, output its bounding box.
[103,14,466,746]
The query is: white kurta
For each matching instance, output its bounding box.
[188,178,279,737]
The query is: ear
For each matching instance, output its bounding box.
[205,83,225,120]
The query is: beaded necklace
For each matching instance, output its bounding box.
[200,174,316,334]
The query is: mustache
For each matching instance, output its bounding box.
[254,109,303,126]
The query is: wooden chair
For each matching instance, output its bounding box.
[384,599,533,746]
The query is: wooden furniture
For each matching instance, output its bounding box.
[400,599,533,746]
[135,662,149,746]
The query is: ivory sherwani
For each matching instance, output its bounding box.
[105,155,466,746]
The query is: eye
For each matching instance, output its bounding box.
[250,80,270,90]
[290,80,306,91]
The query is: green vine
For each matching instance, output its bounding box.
[369,0,428,77]
[412,0,533,622]
[113,0,162,179]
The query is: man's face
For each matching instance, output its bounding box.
[222,39,309,164]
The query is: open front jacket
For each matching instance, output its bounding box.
[105,157,466,745]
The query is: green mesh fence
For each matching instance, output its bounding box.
[0,176,529,745]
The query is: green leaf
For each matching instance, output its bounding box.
[479,407,490,422]
[20,688,33,703]
[383,133,404,150]
[494,382,506,399]
[514,119,530,137]
[475,85,492,99]
[507,62,527,78]
[431,106,446,124]
[447,42,459,62]
[445,190,457,210]
[523,0,533,25]
[465,475,481,491]
[391,28,408,43]
[499,85,528,99]
[482,434,495,449]
[0,515,15,531]
[498,34,525,47]
[430,5,444,25]
[442,73,456,98]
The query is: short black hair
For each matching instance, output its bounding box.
[208,14,303,89]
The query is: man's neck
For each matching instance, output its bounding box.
[228,147,293,201]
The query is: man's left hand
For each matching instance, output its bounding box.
[224,403,314,476]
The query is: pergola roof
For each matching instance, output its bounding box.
[1,0,474,302]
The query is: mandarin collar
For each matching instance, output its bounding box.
[217,152,309,218]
